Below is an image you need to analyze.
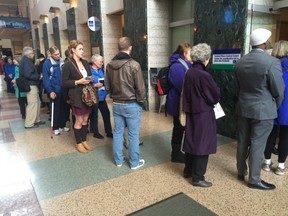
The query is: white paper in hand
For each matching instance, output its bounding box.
[214,102,225,119]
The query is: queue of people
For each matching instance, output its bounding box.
[5,29,287,189]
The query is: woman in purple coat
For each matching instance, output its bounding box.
[167,43,192,163]
[182,43,220,187]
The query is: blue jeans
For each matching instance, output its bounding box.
[113,102,142,167]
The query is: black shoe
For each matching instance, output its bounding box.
[192,180,212,187]
[25,125,39,129]
[248,180,276,190]
[93,133,104,139]
[139,141,144,146]
[107,133,113,138]
[237,175,245,181]
[183,172,192,178]
[35,121,46,125]
[171,157,185,163]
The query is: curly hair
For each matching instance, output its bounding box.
[191,43,211,62]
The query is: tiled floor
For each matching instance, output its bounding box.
[0,74,288,216]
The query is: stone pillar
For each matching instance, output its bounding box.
[194,0,248,138]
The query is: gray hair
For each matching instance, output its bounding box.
[191,43,211,62]
[91,54,103,62]
[22,47,34,56]
[13,56,22,63]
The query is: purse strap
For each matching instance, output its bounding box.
[69,58,84,78]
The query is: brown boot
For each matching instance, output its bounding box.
[82,141,93,151]
[76,143,88,153]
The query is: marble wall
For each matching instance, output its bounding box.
[194,0,248,138]
[124,0,148,110]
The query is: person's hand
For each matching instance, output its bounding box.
[50,92,56,100]
[39,74,43,80]
[94,82,103,88]
[11,79,16,84]
[9,74,12,78]
[77,78,91,85]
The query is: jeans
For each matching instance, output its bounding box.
[113,102,142,167]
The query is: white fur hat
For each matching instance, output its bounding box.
[250,28,271,46]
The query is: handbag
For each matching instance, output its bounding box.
[69,59,98,107]
[16,77,31,92]
[179,92,186,127]
[82,84,98,107]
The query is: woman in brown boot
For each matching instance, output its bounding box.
[62,40,94,153]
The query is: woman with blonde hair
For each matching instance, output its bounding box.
[263,40,288,175]
[62,40,94,153]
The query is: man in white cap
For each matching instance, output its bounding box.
[235,28,285,190]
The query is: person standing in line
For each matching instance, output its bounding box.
[62,40,94,153]
[20,47,45,129]
[182,43,220,187]
[263,40,288,175]
[42,46,70,135]
[167,43,192,163]
[11,56,27,119]
[35,53,46,108]
[89,54,113,139]
[235,28,285,190]
[106,37,146,169]
[4,56,16,94]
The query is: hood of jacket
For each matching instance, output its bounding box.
[109,52,132,70]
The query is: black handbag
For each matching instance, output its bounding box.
[16,77,31,92]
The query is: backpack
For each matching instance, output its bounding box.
[155,58,189,96]
[155,66,171,96]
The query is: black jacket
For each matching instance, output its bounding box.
[19,56,40,85]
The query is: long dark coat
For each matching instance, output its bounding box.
[182,62,220,155]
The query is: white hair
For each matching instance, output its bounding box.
[91,54,103,62]
[191,43,211,62]
[22,47,34,56]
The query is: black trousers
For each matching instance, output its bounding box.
[51,93,70,130]
[171,116,185,159]
[264,125,288,163]
[89,100,112,135]
[184,153,209,182]
[18,97,27,118]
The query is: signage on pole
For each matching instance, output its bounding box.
[87,16,101,32]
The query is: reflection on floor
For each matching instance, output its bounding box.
[0,74,288,216]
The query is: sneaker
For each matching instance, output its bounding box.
[54,129,61,135]
[274,167,288,175]
[60,127,70,132]
[131,159,145,170]
[262,162,273,172]
[116,157,126,167]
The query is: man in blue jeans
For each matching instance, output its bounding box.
[106,37,146,170]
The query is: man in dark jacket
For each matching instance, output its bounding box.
[20,47,45,129]
[236,28,284,190]
[106,37,146,170]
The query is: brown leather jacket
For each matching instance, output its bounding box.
[106,52,146,104]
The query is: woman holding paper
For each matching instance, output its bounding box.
[89,54,113,139]
[182,43,220,187]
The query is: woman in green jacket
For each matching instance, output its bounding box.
[12,56,27,119]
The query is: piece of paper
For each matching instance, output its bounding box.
[214,102,225,119]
